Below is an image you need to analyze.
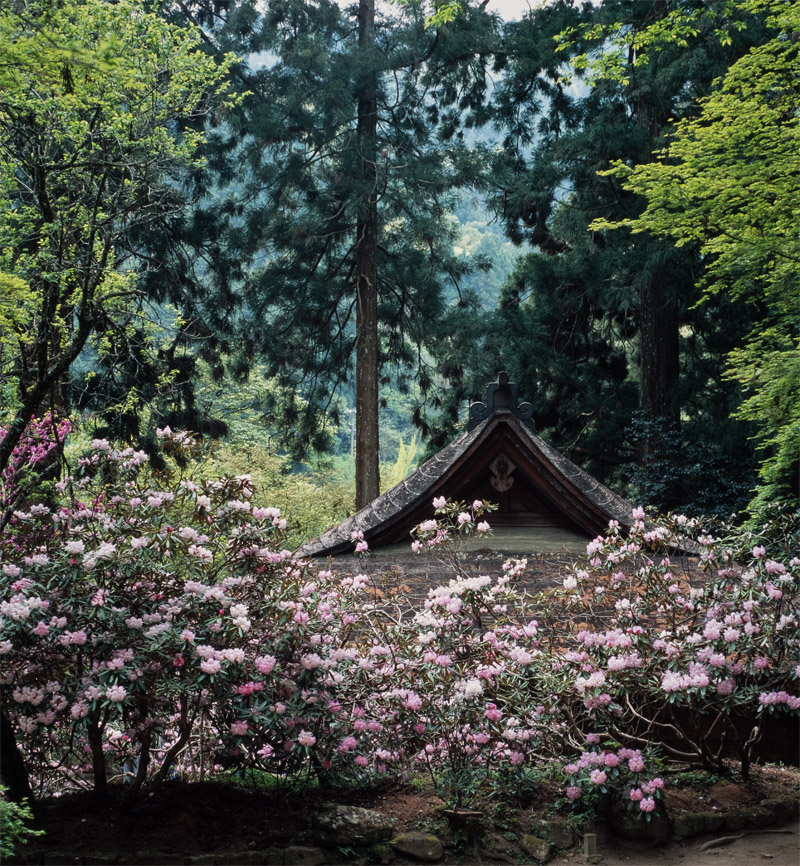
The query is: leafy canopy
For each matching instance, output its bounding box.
[0,0,235,468]
[589,0,800,510]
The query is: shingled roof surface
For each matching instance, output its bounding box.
[298,410,634,558]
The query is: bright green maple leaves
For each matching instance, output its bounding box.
[588,0,800,510]
[0,0,234,435]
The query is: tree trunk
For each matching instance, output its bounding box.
[354,0,380,511]
[639,261,679,425]
[0,704,33,804]
[633,11,680,465]
[86,715,108,800]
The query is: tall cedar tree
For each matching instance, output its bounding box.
[434,0,765,514]
[159,0,496,507]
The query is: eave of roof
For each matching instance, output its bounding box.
[297,412,634,558]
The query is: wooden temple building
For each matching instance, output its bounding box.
[299,373,634,558]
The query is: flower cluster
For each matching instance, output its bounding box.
[410,497,494,553]
[1,414,72,526]
[564,737,664,814]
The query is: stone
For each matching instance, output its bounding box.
[740,805,774,828]
[366,842,395,864]
[127,853,182,865]
[186,853,261,865]
[694,811,725,833]
[760,798,795,823]
[313,804,396,846]
[583,833,601,865]
[671,811,703,838]
[520,835,552,862]
[262,846,327,865]
[530,818,576,848]
[580,819,611,846]
[723,811,748,831]
[36,855,84,865]
[389,832,444,862]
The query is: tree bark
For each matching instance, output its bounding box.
[633,7,680,463]
[0,704,33,804]
[354,0,380,511]
[86,714,108,801]
[639,261,679,424]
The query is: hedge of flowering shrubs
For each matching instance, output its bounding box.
[0,427,798,820]
[553,508,800,794]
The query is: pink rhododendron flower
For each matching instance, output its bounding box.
[200,659,221,675]
[255,655,276,674]
[628,755,645,773]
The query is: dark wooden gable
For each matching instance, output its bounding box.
[298,374,633,558]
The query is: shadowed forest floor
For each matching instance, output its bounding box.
[11,763,800,865]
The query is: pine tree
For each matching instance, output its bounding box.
[163,0,494,508]
[440,0,767,513]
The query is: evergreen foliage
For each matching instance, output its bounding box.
[591,0,799,512]
[165,0,495,486]
[0,0,793,520]
[430,0,768,514]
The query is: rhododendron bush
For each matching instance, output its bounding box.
[1,431,798,816]
[0,430,312,801]
[552,507,800,800]
[0,415,72,529]
[0,434,556,806]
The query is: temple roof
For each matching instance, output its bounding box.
[298,375,634,557]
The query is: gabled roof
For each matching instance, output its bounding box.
[298,379,634,558]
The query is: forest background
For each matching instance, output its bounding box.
[1,0,798,545]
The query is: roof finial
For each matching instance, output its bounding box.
[467,372,535,431]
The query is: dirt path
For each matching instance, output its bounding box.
[540,819,799,866]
